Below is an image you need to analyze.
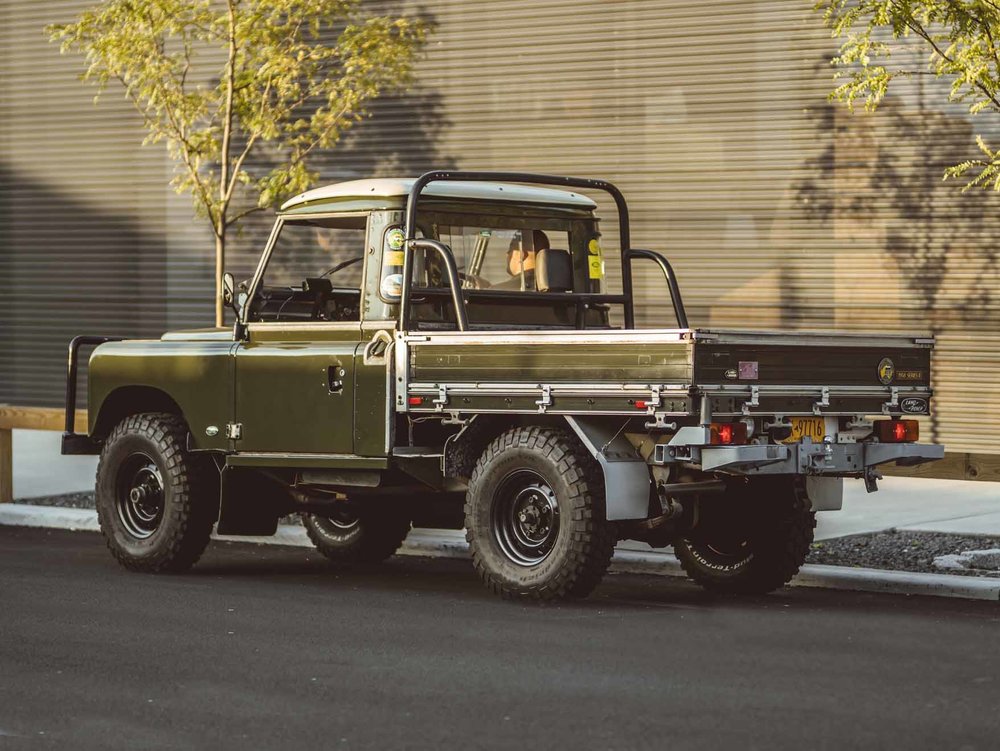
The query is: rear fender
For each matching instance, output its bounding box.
[563,416,652,521]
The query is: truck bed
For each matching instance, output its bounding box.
[398,328,933,418]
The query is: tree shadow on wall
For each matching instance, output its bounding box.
[792,89,1000,329]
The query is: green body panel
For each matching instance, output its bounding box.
[354,326,393,457]
[235,324,362,454]
[410,342,693,383]
[88,336,237,451]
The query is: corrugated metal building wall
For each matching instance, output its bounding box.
[2,0,999,453]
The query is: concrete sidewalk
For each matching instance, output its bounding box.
[11,429,97,499]
[9,428,1000,539]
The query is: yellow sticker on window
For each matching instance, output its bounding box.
[587,238,604,279]
[385,250,405,267]
[588,256,604,280]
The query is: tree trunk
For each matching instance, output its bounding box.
[215,231,225,328]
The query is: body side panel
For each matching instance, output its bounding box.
[88,339,237,450]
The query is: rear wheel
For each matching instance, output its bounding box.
[302,502,411,564]
[465,426,616,601]
[95,412,217,573]
[673,477,815,594]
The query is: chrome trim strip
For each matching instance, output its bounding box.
[699,384,932,396]
[246,322,362,333]
[403,330,692,346]
[693,329,935,348]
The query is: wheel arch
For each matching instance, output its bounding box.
[445,414,653,521]
[92,386,186,441]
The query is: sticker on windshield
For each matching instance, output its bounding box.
[588,238,604,280]
[387,228,406,251]
[385,250,405,267]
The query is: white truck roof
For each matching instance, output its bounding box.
[280,177,598,212]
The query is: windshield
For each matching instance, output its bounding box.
[384,212,604,297]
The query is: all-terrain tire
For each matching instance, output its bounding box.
[465,426,616,601]
[673,477,815,595]
[95,412,218,573]
[302,503,411,564]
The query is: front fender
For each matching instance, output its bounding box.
[89,337,237,451]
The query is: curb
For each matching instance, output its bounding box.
[3,504,998,602]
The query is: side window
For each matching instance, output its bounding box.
[248,217,367,323]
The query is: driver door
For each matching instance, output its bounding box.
[233,214,368,456]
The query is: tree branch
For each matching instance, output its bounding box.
[225,205,266,227]
[894,4,1000,111]
[218,0,238,230]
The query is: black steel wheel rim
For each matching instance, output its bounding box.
[115,452,165,539]
[491,469,560,567]
[322,506,361,533]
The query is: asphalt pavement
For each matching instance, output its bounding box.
[1,526,998,750]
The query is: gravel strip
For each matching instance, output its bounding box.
[807,530,1000,578]
[16,492,96,509]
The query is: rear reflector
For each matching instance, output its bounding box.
[408,396,424,406]
[875,419,919,443]
[709,422,748,445]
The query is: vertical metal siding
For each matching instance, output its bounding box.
[1,0,998,454]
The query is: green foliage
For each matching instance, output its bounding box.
[49,0,428,232]
[817,0,1000,190]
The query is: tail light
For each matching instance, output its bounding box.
[875,419,919,443]
[709,422,748,445]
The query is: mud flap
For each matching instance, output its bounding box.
[564,416,652,521]
[217,466,285,536]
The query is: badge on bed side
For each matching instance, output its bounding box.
[877,357,895,385]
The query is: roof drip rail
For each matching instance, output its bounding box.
[400,170,639,330]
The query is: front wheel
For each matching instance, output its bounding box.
[673,477,815,595]
[465,426,616,601]
[95,413,218,573]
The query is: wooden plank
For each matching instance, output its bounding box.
[0,406,87,433]
[881,452,1000,482]
[0,428,12,503]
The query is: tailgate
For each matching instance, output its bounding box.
[693,329,933,416]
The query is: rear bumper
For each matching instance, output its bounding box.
[652,440,944,476]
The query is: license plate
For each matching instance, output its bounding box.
[782,417,826,444]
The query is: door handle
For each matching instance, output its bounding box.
[327,365,345,394]
[363,329,394,366]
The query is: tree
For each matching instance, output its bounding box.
[818,1,1000,192]
[50,0,427,326]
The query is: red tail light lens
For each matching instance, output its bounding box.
[408,396,424,406]
[875,419,919,443]
[709,422,748,445]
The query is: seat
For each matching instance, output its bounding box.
[535,248,573,292]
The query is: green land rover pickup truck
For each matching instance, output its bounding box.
[62,171,944,601]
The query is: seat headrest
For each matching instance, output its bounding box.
[535,248,573,292]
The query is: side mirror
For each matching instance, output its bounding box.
[222,272,236,309]
[223,272,249,316]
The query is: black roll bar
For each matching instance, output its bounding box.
[64,335,124,435]
[407,238,470,331]
[401,171,638,329]
[625,249,689,329]
[399,170,687,330]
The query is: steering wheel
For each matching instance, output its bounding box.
[320,256,364,278]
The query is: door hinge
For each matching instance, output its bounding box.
[225,423,243,440]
